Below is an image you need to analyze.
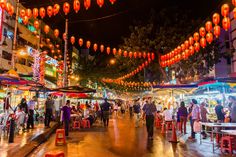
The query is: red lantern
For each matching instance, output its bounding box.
[123,51,128,57]
[84,0,91,10]
[193,32,200,42]
[212,13,220,25]
[74,0,80,13]
[147,52,151,59]
[222,17,230,31]
[23,16,28,25]
[133,52,137,58]
[47,6,53,17]
[118,49,122,56]
[206,32,213,44]
[221,4,230,17]
[113,48,117,55]
[205,21,212,32]
[233,0,236,6]
[184,40,189,49]
[8,5,14,16]
[70,36,75,45]
[93,43,98,51]
[63,2,70,15]
[44,25,50,34]
[199,27,206,37]
[138,52,142,58]
[39,7,46,19]
[6,2,10,12]
[174,48,178,55]
[106,47,111,54]
[200,37,206,48]
[151,53,155,60]
[20,9,26,18]
[53,4,60,16]
[189,46,195,55]
[86,41,91,49]
[54,29,59,38]
[78,38,83,46]
[213,25,221,38]
[34,20,40,29]
[194,42,200,52]
[181,44,186,51]
[26,9,32,18]
[100,45,104,52]
[0,0,6,9]
[145,61,148,66]
[189,36,194,45]
[109,0,116,4]
[177,46,181,53]
[129,51,133,58]
[143,52,146,58]
[97,0,104,7]
[233,8,236,19]
[33,8,38,18]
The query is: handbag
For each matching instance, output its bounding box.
[193,121,201,133]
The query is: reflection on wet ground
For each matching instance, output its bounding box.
[30,116,231,157]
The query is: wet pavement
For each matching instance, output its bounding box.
[29,115,232,157]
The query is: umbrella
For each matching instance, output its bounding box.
[52,85,96,93]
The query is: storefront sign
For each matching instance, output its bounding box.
[45,55,58,66]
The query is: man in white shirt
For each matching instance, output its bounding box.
[54,96,61,121]
[27,96,37,129]
[163,107,173,122]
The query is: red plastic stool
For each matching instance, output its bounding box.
[220,136,234,155]
[166,121,172,130]
[45,150,64,157]
[73,121,80,129]
[155,118,162,128]
[81,120,91,128]
[55,129,66,145]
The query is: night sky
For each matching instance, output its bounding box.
[21,0,223,47]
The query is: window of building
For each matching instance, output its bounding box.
[2,51,12,60]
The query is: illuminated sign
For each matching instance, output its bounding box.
[45,55,58,66]
[0,8,3,41]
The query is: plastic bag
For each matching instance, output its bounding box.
[193,121,201,133]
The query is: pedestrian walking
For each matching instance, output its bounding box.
[100,98,111,127]
[18,98,28,130]
[60,100,71,136]
[133,99,141,127]
[188,99,200,140]
[200,102,208,139]
[27,96,37,129]
[44,94,54,128]
[215,100,225,123]
[128,101,134,118]
[178,101,188,134]
[142,97,157,140]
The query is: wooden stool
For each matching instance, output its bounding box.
[55,129,66,145]
[45,150,64,157]
[73,121,80,129]
[221,136,234,155]
[81,120,90,128]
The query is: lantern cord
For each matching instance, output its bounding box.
[69,9,130,23]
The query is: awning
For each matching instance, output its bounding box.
[51,85,96,93]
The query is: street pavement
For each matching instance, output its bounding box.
[29,114,231,157]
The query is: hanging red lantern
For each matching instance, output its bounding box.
[194,42,200,52]
[233,8,236,20]
[193,32,200,42]
[184,40,189,49]
[109,0,116,4]
[133,52,137,58]
[106,47,111,54]
[145,61,148,67]
[84,0,91,10]
[73,0,80,13]
[54,29,59,38]
[86,41,91,49]
[138,52,142,58]
[44,25,50,34]
[32,8,38,19]
[143,52,146,58]
[123,51,128,57]
[147,52,151,59]
[213,25,221,38]
[53,4,60,16]
[26,9,32,18]
[118,49,122,56]
[174,48,178,55]
[177,46,181,53]
[6,2,10,12]
[189,36,194,45]
[100,45,104,52]
[205,21,213,32]
[206,32,213,44]
[113,48,117,55]
[20,9,26,18]
[78,38,83,46]
[34,20,40,29]
[199,27,206,37]
[97,0,104,7]
[181,44,186,51]
[46,38,50,43]
[221,4,230,17]
[189,46,195,55]
[47,6,53,17]
[212,13,220,25]
[200,37,206,48]
[39,7,46,19]
[63,2,70,15]
[0,0,6,9]
[151,53,155,60]
[222,17,230,31]
[233,0,236,6]
[129,51,133,58]
[91,43,97,51]
[54,56,58,59]
[8,5,14,16]
[70,36,75,45]
[23,16,29,25]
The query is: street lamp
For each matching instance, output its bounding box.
[110,58,116,65]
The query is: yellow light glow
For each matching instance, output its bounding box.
[110,59,116,65]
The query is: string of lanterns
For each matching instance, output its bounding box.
[0,0,14,16]
[19,0,116,26]
[160,2,232,67]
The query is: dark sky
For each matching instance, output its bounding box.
[21,0,223,47]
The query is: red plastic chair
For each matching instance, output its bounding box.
[220,136,234,155]
[45,150,64,157]
[73,121,80,129]
[81,119,90,128]
[55,129,66,145]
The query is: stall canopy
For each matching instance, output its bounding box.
[51,92,89,98]
[52,86,96,93]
